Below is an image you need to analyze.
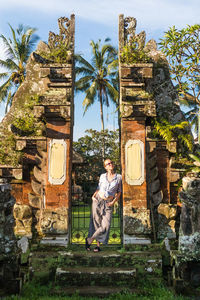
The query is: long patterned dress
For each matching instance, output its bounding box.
[88,173,122,244]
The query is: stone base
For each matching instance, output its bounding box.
[40,234,68,246]
[179,233,200,255]
[123,234,151,245]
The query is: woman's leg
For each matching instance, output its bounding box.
[89,206,113,244]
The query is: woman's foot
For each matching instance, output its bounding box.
[85,238,91,251]
[93,246,101,252]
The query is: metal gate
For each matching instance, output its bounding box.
[71,184,122,244]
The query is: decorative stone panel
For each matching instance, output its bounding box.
[125,139,144,185]
[48,139,67,185]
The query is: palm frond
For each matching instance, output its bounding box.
[105,81,118,103]
[75,75,95,91]
[75,66,94,76]
[5,90,15,113]
[75,54,94,71]
[0,72,8,79]
[82,81,97,114]
[0,34,16,60]
[0,77,13,102]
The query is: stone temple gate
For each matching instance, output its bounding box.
[0,14,191,246]
[2,14,200,297]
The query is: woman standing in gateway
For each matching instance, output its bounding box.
[85,158,122,252]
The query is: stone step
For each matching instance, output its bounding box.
[55,266,136,287]
[56,250,162,273]
[29,250,162,278]
[52,285,136,297]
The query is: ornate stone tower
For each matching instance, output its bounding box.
[119,15,154,244]
[0,15,75,244]
[119,15,186,244]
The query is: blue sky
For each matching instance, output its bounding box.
[0,0,200,140]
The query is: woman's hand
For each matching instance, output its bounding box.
[107,200,115,207]
[92,195,96,201]
[92,191,98,201]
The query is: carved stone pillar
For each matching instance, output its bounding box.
[119,15,156,244]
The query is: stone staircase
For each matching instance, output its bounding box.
[27,245,163,296]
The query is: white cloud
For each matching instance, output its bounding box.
[1,0,200,32]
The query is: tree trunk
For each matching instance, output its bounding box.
[198,108,200,144]
[99,91,105,159]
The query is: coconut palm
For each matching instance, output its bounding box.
[75,39,118,131]
[0,24,39,112]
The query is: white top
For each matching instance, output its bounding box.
[97,173,122,198]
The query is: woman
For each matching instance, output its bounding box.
[86,158,122,252]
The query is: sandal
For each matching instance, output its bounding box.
[85,238,91,251]
[93,246,101,252]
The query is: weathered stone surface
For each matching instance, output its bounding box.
[170,169,180,182]
[157,214,176,240]
[0,184,21,296]
[157,203,177,219]
[12,168,23,180]
[152,190,163,206]
[124,208,151,235]
[33,105,45,117]
[35,207,68,234]
[31,179,41,195]
[16,140,27,151]
[17,236,29,253]
[36,40,50,54]
[151,178,160,193]
[13,203,32,220]
[179,177,200,256]
[13,203,32,236]
[179,233,200,255]
[33,166,43,182]
[147,154,157,169]
[28,193,41,208]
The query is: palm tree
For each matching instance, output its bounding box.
[75,39,118,131]
[0,24,39,112]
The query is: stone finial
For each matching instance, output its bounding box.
[48,14,75,51]
[118,14,146,53]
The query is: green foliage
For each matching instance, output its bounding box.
[40,40,71,63]
[0,132,22,166]
[189,151,200,174]
[159,24,200,140]
[152,118,193,152]
[73,129,120,186]
[4,280,190,300]
[120,43,150,64]
[12,95,45,136]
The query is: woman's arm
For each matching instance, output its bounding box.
[92,190,98,201]
[107,191,121,207]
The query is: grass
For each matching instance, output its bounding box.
[4,280,191,300]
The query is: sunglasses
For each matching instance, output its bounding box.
[105,162,113,167]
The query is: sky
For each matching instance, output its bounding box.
[0,0,200,140]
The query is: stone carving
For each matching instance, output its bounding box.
[35,207,68,234]
[13,203,32,236]
[0,183,21,296]
[124,17,146,50]
[179,177,200,255]
[48,16,74,50]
